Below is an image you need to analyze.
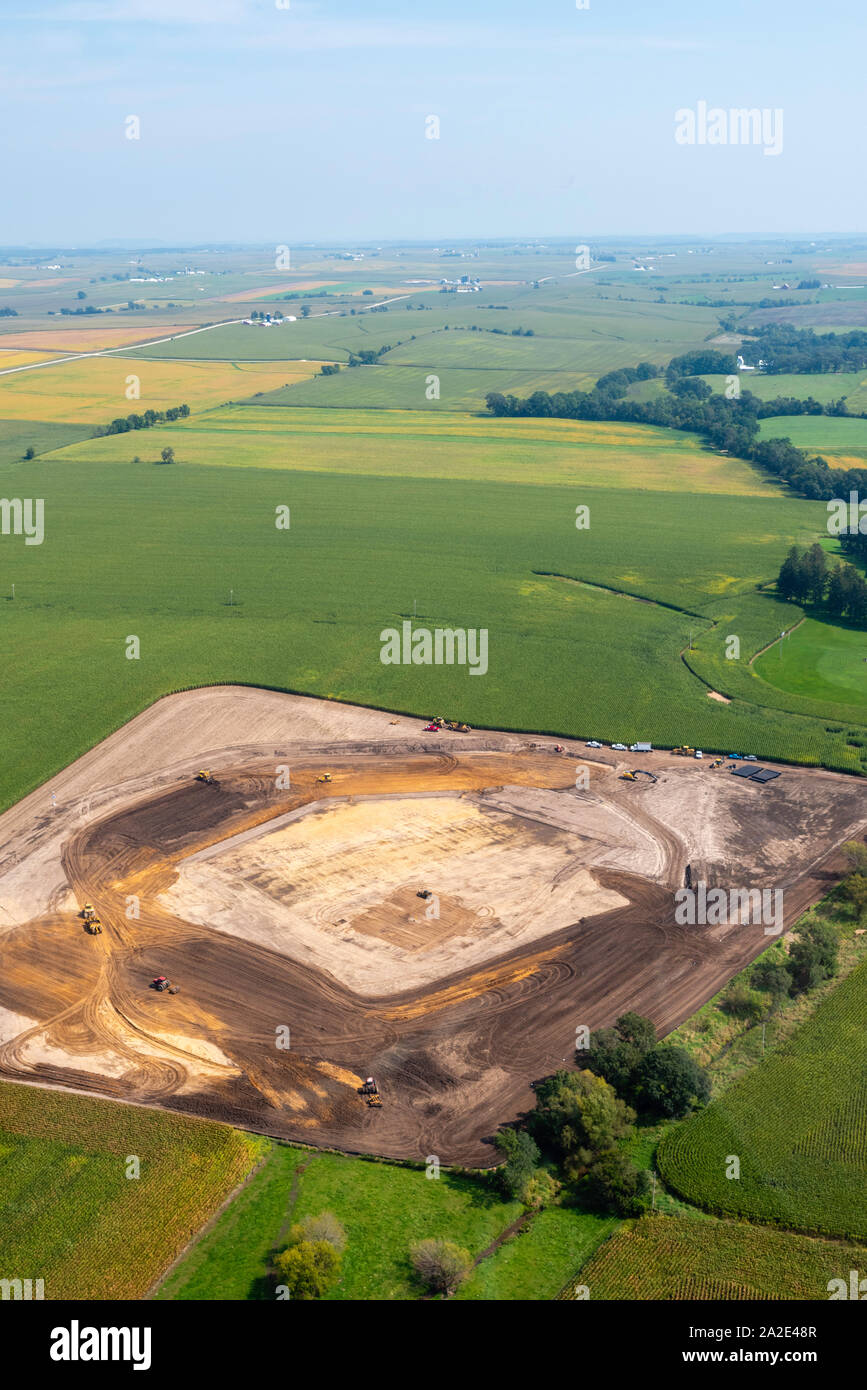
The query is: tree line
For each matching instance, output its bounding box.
[485,353,867,504]
[92,404,190,437]
[777,542,867,624]
[739,323,867,376]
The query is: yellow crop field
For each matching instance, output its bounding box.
[0,356,326,423]
[0,348,63,370]
[44,401,782,495]
[0,325,191,353]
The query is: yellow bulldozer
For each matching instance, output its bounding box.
[316,773,333,784]
[195,770,216,784]
[85,917,102,935]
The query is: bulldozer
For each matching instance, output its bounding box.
[316,773,333,784]
[195,770,216,784]
[710,757,724,769]
[84,917,102,935]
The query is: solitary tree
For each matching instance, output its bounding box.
[410,1238,471,1295]
[273,1239,341,1300]
[160,446,175,465]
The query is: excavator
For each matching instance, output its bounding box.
[620,768,658,784]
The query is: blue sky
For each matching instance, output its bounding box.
[3,0,864,244]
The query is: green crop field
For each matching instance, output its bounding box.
[580,1214,867,1300]
[2,423,862,814]
[658,956,867,1241]
[0,418,92,466]
[703,371,867,412]
[241,363,598,412]
[757,413,867,463]
[0,1080,261,1300]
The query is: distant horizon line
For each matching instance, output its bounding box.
[1,232,865,255]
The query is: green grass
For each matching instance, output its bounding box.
[753,617,867,707]
[158,1145,523,1301]
[0,1080,261,1300]
[580,1213,867,1300]
[455,1206,617,1300]
[658,955,867,1241]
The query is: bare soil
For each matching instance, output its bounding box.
[0,686,863,1164]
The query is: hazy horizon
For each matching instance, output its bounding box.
[4,0,864,245]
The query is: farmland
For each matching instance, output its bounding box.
[658,955,867,1241]
[580,1214,867,1300]
[2,442,861,816]
[0,1080,261,1300]
[756,413,867,466]
[1,239,866,1307]
[155,1140,616,1301]
[0,354,324,424]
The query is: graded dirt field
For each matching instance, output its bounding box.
[0,687,863,1164]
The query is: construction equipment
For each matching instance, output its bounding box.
[316,773,333,783]
[620,770,637,781]
[366,1093,382,1108]
[195,770,216,784]
[672,746,695,757]
[80,902,96,921]
[151,976,171,992]
[417,889,432,900]
[710,758,724,769]
[359,1076,378,1095]
[621,768,657,784]
[84,918,102,935]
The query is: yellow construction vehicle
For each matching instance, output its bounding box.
[710,757,724,769]
[85,917,102,935]
[316,773,333,784]
[620,770,637,781]
[195,770,216,784]
[673,746,695,757]
[81,902,96,921]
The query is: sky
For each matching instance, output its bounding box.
[2,0,864,245]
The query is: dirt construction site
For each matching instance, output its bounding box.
[0,686,864,1164]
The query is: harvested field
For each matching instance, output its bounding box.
[0,687,863,1164]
